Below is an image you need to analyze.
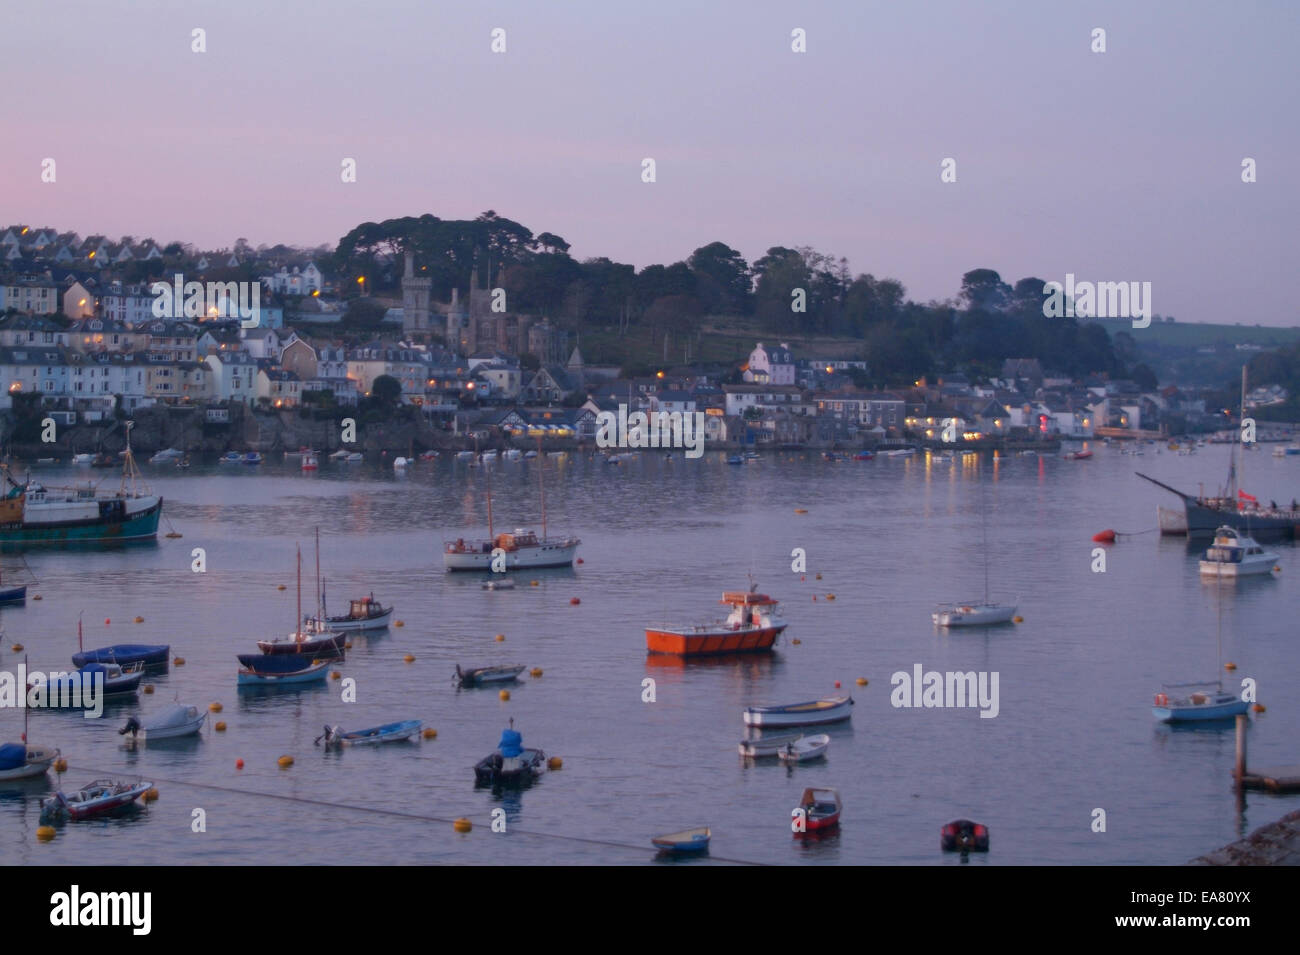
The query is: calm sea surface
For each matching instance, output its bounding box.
[2,444,1298,865]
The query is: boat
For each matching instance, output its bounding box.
[481,577,515,590]
[1199,525,1279,577]
[307,594,391,632]
[0,742,60,781]
[149,448,183,464]
[0,569,25,604]
[646,585,787,656]
[243,452,263,465]
[329,448,351,460]
[301,452,318,471]
[455,663,526,687]
[444,441,579,571]
[743,696,853,727]
[219,451,242,464]
[345,452,363,463]
[71,453,94,465]
[419,450,439,461]
[1288,446,1300,456]
[796,787,842,832]
[941,819,989,852]
[727,455,743,465]
[853,451,875,460]
[933,482,1018,627]
[0,426,162,548]
[503,449,522,461]
[473,720,546,786]
[119,703,206,742]
[1153,570,1251,723]
[316,719,423,748]
[34,662,144,703]
[1157,505,1188,536]
[1063,449,1092,460]
[40,779,153,822]
[651,827,711,855]
[777,734,830,763]
[745,450,760,460]
[393,456,410,470]
[236,652,332,686]
[738,732,805,758]
[258,543,347,657]
[72,644,170,670]
[456,450,475,461]
[524,450,538,459]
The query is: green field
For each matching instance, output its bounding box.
[1098,318,1300,349]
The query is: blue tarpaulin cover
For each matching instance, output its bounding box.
[498,729,522,757]
[0,743,26,770]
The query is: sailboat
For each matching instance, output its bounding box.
[1152,581,1250,723]
[256,545,347,657]
[932,476,1017,627]
[443,438,580,571]
[1140,365,1298,538]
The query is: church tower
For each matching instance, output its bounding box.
[401,250,433,342]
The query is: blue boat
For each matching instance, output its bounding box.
[219,452,242,464]
[244,452,263,465]
[0,584,25,604]
[317,719,423,747]
[1153,684,1250,723]
[72,644,170,669]
[727,455,743,465]
[36,663,144,704]
[651,827,711,854]
[236,652,330,686]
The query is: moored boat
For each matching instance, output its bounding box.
[219,451,242,464]
[317,719,423,748]
[259,542,347,657]
[119,703,206,742]
[455,663,526,687]
[738,732,804,758]
[1152,684,1250,723]
[34,662,144,703]
[743,695,853,727]
[244,452,263,465]
[0,742,60,781]
[306,594,392,633]
[72,643,170,670]
[40,779,153,821]
[777,734,830,763]
[647,587,787,656]
[149,448,183,464]
[1063,449,1092,460]
[651,827,711,854]
[932,601,1017,627]
[941,819,989,852]
[1198,525,1279,577]
[796,787,841,832]
[473,719,546,786]
[236,652,332,686]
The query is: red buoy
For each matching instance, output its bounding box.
[570,597,580,605]
[1092,530,1116,543]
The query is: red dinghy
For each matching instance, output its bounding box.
[795,787,842,834]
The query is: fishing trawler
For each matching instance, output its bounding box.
[0,424,162,548]
[646,585,787,656]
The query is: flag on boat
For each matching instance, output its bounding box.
[1238,489,1257,509]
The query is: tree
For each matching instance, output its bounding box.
[687,241,751,314]
[959,269,1011,312]
[1131,363,1159,391]
[371,375,402,406]
[341,298,387,331]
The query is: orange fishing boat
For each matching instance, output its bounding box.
[646,586,787,656]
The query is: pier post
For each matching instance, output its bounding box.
[1234,713,1247,787]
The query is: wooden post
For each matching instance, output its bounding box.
[1234,713,1248,786]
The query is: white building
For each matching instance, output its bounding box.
[743,342,796,385]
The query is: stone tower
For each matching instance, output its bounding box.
[401,250,433,341]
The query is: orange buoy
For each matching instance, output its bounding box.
[215,721,227,731]
[235,759,244,769]
[530,667,543,677]
[208,702,223,713]
[570,597,580,605]
[9,643,22,652]
[547,756,563,770]
[143,684,154,694]
[1224,662,1237,671]
[134,616,144,623]
[1092,530,1116,543]
[53,758,67,772]
[143,787,159,802]
[330,671,341,680]
[825,594,835,600]
[173,657,186,666]
[277,755,294,768]
[1253,703,1266,713]
[404,654,415,663]
[32,594,41,600]
[791,638,801,645]
[277,584,287,590]
[495,633,505,642]
[422,728,437,739]
[499,689,510,701]
[394,620,405,628]
[815,573,822,580]
[37,826,56,841]
[530,580,539,587]
[856,677,868,686]
[453,818,472,833]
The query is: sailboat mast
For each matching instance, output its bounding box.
[315,526,322,626]
[296,545,302,640]
[1216,581,1224,692]
[485,446,494,541]
[1238,364,1247,507]
[538,437,547,541]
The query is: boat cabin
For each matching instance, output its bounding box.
[720,591,780,630]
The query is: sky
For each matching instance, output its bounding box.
[1,0,1296,324]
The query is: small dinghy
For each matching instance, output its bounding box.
[149,448,183,464]
[72,644,170,670]
[316,719,423,748]
[0,742,60,781]
[738,732,804,758]
[219,451,242,464]
[244,452,263,465]
[473,719,546,786]
[796,787,842,832]
[777,733,830,763]
[941,819,989,852]
[41,779,153,822]
[35,663,144,703]
[743,695,853,727]
[481,577,515,590]
[236,653,331,686]
[651,827,711,855]
[119,703,206,742]
[456,663,526,687]
[72,452,94,465]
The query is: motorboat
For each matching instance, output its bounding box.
[473,720,546,786]
[41,779,153,821]
[1198,525,1279,577]
[455,664,526,687]
[777,734,830,763]
[0,742,60,781]
[796,788,841,832]
[651,827,711,855]
[647,587,786,656]
[119,703,206,742]
[941,819,989,852]
[317,720,423,748]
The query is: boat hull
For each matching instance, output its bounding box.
[1153,699,1250,722]
[72,644,170,669]
[444,541,579,571]
[311,607,392,632]
[1198,560,1276,577]
[646,623,785,656]
[474,748,546,786]
[1183,499,1297,539]
[0,584,26,604]
[932,604,1017,627]
[237,661,331,686]
[0,745,59,780]
[743,697,853,727]
[257,633,347,658]
[0,498,162,548]
[324,719,422,747]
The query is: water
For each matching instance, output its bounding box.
[3,445,1298,865]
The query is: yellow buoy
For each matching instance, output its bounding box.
[134,616,144,623]
[277,755,294,768]
[10,643,23,652]
[495,634,505,642]
[1225,662,1237,671]
[173,657,186,666]
[209,702,223,713]
[37,826,56,841]
[547,756,563,770]
[404,654,415,663]
[33,594,42,600]
[1253,703,1266,713]
[277,584,286,590]
[394,620,405,628]
[143,788,159,802]
[453,817,472,833]
[856,677,868,686]
[215,721,227,731]
[791,638,802,645]
[344,642,353,650]
[330,671,341,680]
[815,573,822,580]
[422,728,438,739]
[530,667,543,678]
[1012,616,1024,624]
[825,594,835,600]
[53,758,67,772]
[795,508,808,514]
[499,689,510,701]
[143,684,154,694]
[530,580,539,587]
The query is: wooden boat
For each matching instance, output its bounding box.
[474,720,546,786]
[258,543,347,657]
[40,779,153,822]
[738,732,804,758]
[647,586,787,656]
[72,643,170,669]
[307,594,392,633]
[1198,525,1279,577]
[743,696,853,727]
[35,662,144,703]
[797,787,842,832]
[119,703,206,742]
[0,742,60,781]
[236,652,331,686]
[941,819,989,852]
[456,663,526,687]
[316,719,423,748]
[651,827,711,854]
[777,733,830,763]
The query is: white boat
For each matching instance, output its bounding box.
[329,449,351,460]
[345,452,363,463]
[0,743,60,780]
[393,456,410,470]
[317,719,423,748]
[932,602,1017,627]
[1153,582,1250,723]
[1157,505,1188,535]
[480,449,498,460]
[149,448,183,464]
[738,732,804,758]
[119,703,206,742]
[503,448,522,461]
[71,453,94,465]
[456,450,476,461]
[1199,525,1279,577]
[777,733,830,763]
[743,696,853,727]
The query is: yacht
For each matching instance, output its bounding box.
[1198,526,1279,578]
